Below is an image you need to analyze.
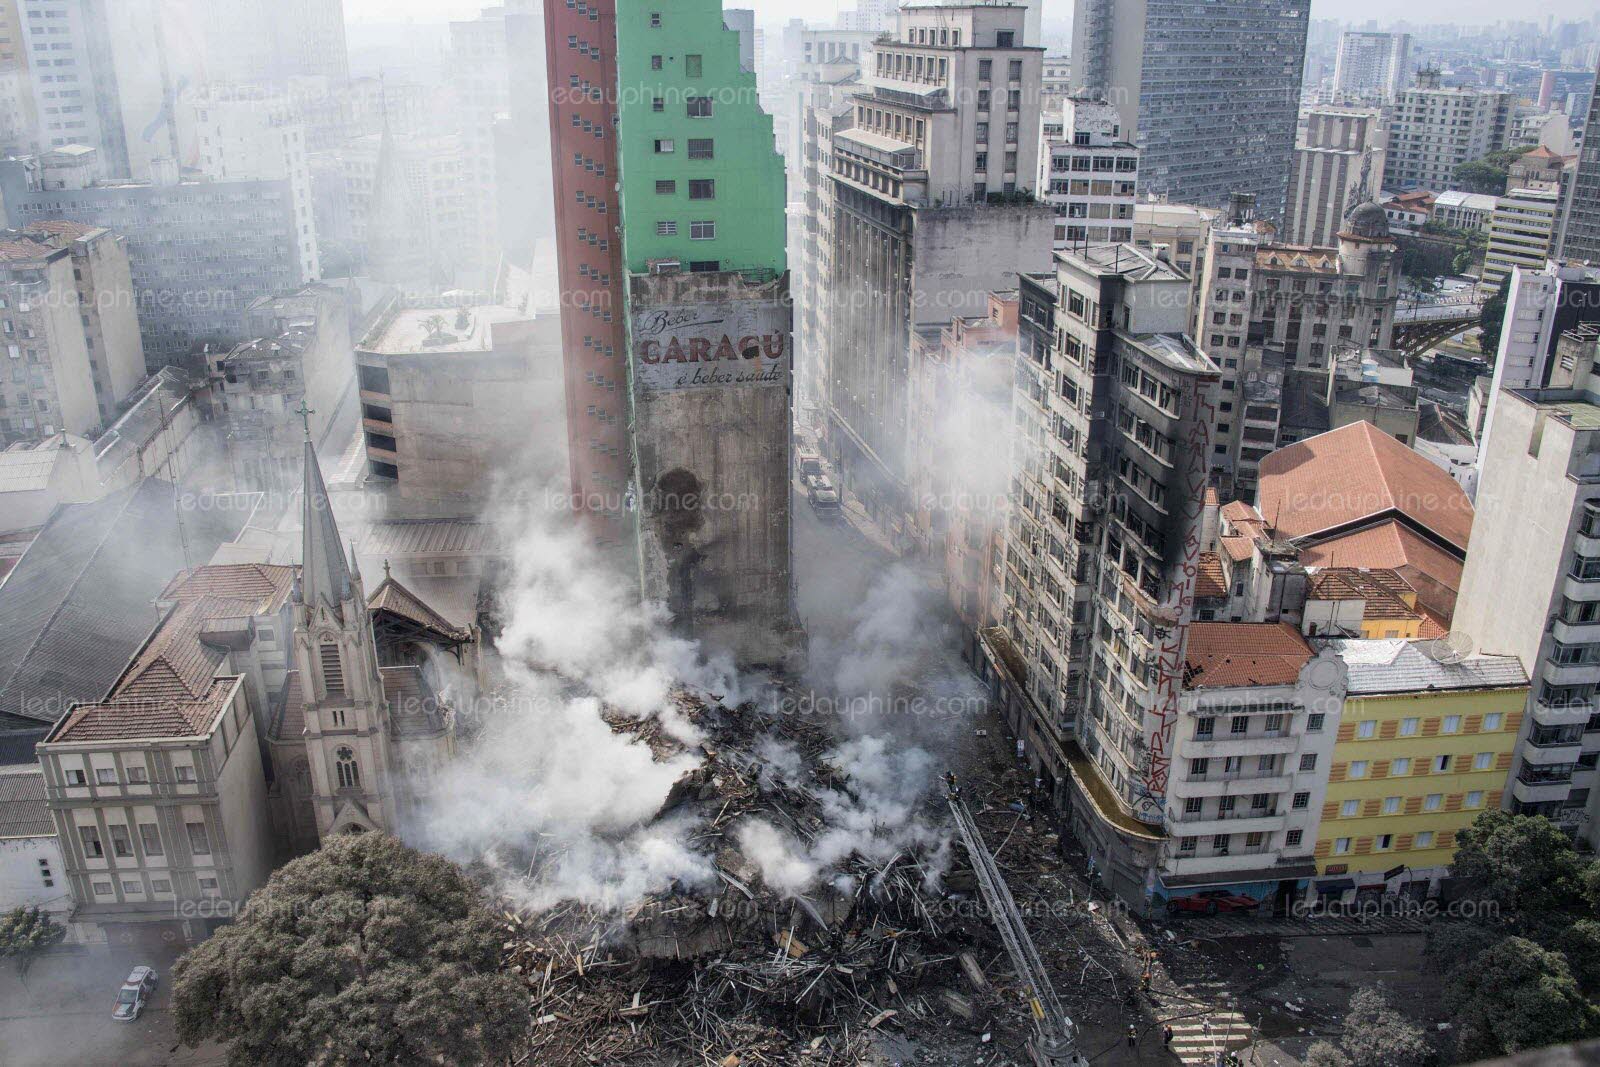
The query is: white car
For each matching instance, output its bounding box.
[112,965,159,1022]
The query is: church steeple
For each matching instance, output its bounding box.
[299,438,353,614]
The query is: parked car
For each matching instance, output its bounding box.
[112,965,159,1022]
[1165,890,1260,916]
[808,483,842,517]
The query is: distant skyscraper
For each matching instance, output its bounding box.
[1070,0,1310,222]
[1560,57,1600,264]
[1331,31,1410,102]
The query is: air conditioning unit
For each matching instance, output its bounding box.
[648,259,680,275]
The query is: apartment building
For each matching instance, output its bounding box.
[1457,379,1600,845]
[1038,93,1137,249]
[1070,0,1310,222]
[544,0,630,544]
[981,241,1222,906]
[906,290,1016,630]
[1480,187,1564,298]
[1159,623,1346,912]
[1383,71,1512,192]
[1561,57,1600,264]
[613,0,796,664]
[1194,197,1399,494]
[449,7,511,289]
[1131,201,1218,285]
[0,154,317,369]
[1314,638,1526,901]
[1331,31,1410,103]
[825,3,1052,536]
[1284,107,1386,249]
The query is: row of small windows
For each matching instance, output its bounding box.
[654,220,717,240]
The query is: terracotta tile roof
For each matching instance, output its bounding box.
[1220,535,1255,563]
[1296,519,1464,596]
[1255,421,1473,553]
[161,564,296,612]
[1203,486,1219,509]
[1306,568,1420,621]
[1220,500,1262,526]
[1184,622,1313,689]
[22,219,98,241]
[51,678,237,743]
[367,573,468,640]
[0,770,53,837]
[1194,553,1228,599]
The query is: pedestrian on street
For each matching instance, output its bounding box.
[1127,1023,1137,1049]
[1163,1024,1174,1046]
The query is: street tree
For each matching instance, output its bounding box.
[1340,985,1431,1066]
[1446,936,1600,1060]
[1449,810,1583,916]
[171,832,525,1066]
[0,906,65,976]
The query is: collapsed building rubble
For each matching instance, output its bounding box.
[489,689,1059,1065]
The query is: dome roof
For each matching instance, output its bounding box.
[1343,200,1391,240]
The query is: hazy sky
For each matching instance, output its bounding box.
[345,0,1600,29]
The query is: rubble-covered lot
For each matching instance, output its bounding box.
[487,688,1180,1066]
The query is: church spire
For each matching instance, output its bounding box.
[300,438,352,612]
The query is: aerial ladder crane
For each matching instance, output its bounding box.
[944,773,1091,1067]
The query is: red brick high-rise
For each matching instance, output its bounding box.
[544,0,630,543]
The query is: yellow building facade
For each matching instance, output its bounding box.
[1313,640,1528,896]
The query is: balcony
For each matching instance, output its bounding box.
[1167,811,1287,837]
[1180,734,1298,759]
[1512,767,1575,805]
[1533,698,1595,728]
[1173,773,1293,798]
[1543,660,1600,687]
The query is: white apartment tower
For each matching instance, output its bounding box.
[1331,31,1410,103]
[1384,70,1512,191]
[1038,92,1138,250]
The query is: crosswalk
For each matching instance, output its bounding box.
[1166,1010,1252,1066]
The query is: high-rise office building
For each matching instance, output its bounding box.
[1559,57,1600,264]
[614,0,796,664]
[1283,107,1386,249]
[1070,0,1311,222]
[1038,93,1139,249]
[823,3,1053,536]
[1331,31,1410,102]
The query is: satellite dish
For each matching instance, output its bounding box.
[1423,631,1474,665]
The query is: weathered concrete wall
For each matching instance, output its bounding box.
[627,270,795,666]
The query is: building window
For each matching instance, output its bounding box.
[96,768,117,785]
[687,138,714,160]
[685,54,702,77]
[1434,755,1452,773]
[127,766,147,784]
[1350,760,1368,779]
[652,96,664,112]
[1442,715,1462,734]
[650,55,663,70]
[688,179,715,200]
[1340,799,1359,817]
[336,746,361,790]
[1399,717,1419,736]
[151,878,172,893]
[1484,713,1503,731]
[139,824,162,856]
[198,877,219,891]
[655,180,675,194]
[187,822,210,855]
[1292,791,1310,809]
[654,139,675,154]
[1195,716,1215,738]
[689,220,716,240]
[1415,831,1435,848]
[686,97,713,118]
[1382,796,1401,815]
[176,765,195,783]
[650,11,661,26]
[1356,720,1377,739]
[1377,834,1394,851]
[78,825,102,858]
[1299,753,1317,771]
[122,879,142,895]
[656,220,678,236]
[1213,834,1230,852]
[1190,758,1209,776]
[688,260,720,273]
[1473,752,1493,771]
[1286,829,1303,847]
[1424,793,1443,811]
[1392,757,1411,775]
[92,881,112,896]
[1179,836,1196,852]
[1334,838,1351,855]
[64,768,85,786]
[1230,716,1248,735]
[109,824,132,857]
[1466,790,1485,808]
[320,643,345,697]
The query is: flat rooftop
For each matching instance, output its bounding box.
[361,305,529,356]
[1059,241,1188,283]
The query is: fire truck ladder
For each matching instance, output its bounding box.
[945,774,1090,1067]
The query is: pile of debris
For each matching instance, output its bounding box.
[494,690,1002,1065]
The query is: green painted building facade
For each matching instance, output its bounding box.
[613,0,786,277]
